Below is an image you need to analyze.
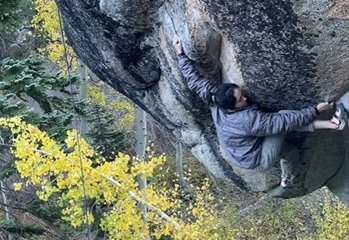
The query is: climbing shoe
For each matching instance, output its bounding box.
[331,103,348,130]
[280,176,291,188]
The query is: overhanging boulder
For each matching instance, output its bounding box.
[56,0,349,204]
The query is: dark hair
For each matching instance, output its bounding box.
[214,83,239,109]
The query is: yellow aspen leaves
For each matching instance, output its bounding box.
[87,84,107,107]
[313,192,349,240]
[87,83,135,131]
[13,182,23,191]
[32,0,77,71]
[1,117,222,239]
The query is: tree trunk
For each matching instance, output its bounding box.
[135,106,147,216]
[79,59,88,136]
[0,181,12,240]
[175,141,193,193]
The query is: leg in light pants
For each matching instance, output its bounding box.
[257,110,315,174]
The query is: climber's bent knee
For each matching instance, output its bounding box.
[257,133,285,172]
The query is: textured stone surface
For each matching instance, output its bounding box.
[56,0,349,203]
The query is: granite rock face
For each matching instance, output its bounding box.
[56,0,349,203]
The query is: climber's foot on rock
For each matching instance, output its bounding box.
[280,176,290,188]
[281,175,300,188]
[330,103,348,130]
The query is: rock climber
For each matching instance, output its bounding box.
[173,37,348,187]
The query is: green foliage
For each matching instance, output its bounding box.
[210,190,349,240]
[27,198,63,223]
[85,82,132,158]
[0,219,44,235]
[213,199,302,239]
[0,161,16,180]
[0,0,33,33]
[88,83,135,132]
[0,56,128,151]
[309,191,349,240]
[157,153,349,240]
[84,103,128,160]
[0,55,79,142]
[1,56,79,104]
[0,0,20,27]
[0,0,34,58]
[0,56,129,236]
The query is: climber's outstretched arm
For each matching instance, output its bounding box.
[173,37,216,105]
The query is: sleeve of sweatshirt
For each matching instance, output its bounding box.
[177,53,216,105]
[247,107,317,136]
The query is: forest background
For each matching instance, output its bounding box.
[0,0,348,239]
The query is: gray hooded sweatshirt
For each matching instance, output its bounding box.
[178,53,317,169]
